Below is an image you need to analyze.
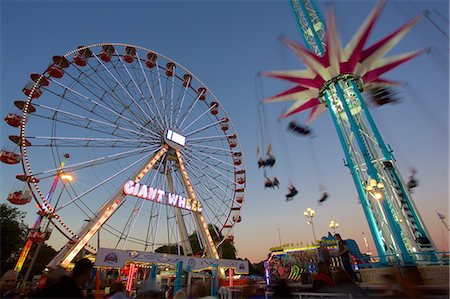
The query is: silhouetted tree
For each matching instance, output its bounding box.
[1,203,28,274]
[21,243,57,277]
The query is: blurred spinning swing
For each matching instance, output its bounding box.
[255,74,279,190]
[276,118,299,201]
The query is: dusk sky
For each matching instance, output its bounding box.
[1,0,448,264]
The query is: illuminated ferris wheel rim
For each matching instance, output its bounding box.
[17,42,246,254]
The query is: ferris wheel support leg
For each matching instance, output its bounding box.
[175,150,219,259]
[48,146,169,269]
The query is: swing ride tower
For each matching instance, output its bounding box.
[265,0,438,265]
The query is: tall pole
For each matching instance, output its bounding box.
[278,228,282,246]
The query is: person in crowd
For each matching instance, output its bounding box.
[272,279,293,298]
[318,241,331,273]
[333,270,366,297]
[189,280,215,299]
[38,258,94,298]
[0,270,18,298]
[335,233,358,282]
[173,289,186,299]
[105,281,130,299]
[312,262,335,292]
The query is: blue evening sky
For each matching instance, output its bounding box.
[1,0,448,263]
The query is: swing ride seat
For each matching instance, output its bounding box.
[407,177,418,191]
[265,156,276,167]
[273,178,280,188]
[288,121,312,136]
[258,158,265,168]
[286,187,298,201]
[264,180,274,188]
[318,192,329,204]
[368,87,400,106]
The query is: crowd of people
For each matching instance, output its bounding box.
[0,238,437,299]
[0,259,228,299]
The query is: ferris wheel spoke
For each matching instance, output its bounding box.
[181,103,216,133]
[181,167,231,239]
[115,199,144,249]
[153,60,169,128]
[135,52,166,131]
[26,135,152,148]
[134,52,165,130]
[32,114,137,143]
[91,54,156,127]
[64,64,149,128]
[187,135,230,143]
[183,151,237,188]
[177,93,201,129]
[179,162,231,219]
[184,149,233,175]
[141,153,169,251]
[169,74,176,127]
[50,77,158,137]
[55,149,159,213]
[71,59,147,127]
[187,143,236,154]
[189,212,203,252]
[34,103,157,139]
[173,83,190,127]
[184,147,236,169]
[32,145,157,178]
[168,162,195,253]
[183,119,223,137]
[180,150,235,194]
[120,150,169,249]
[144,210,159,251]
[108,55,161,131]
[111,50,146,99]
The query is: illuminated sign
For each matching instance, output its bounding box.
[123,180,201,212]
[166,130,186,147]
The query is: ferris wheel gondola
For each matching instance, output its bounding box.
[15,43,246,267]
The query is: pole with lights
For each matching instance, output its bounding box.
[304,208,317,242]
[329,220,339,234]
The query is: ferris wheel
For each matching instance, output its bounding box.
[13,43,245,268]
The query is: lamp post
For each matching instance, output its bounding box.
[304,208,317,242]
[329,220,339,234]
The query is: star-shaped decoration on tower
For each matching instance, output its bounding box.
[264,0,424,123]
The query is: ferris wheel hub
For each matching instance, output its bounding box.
[164,128,186,149]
